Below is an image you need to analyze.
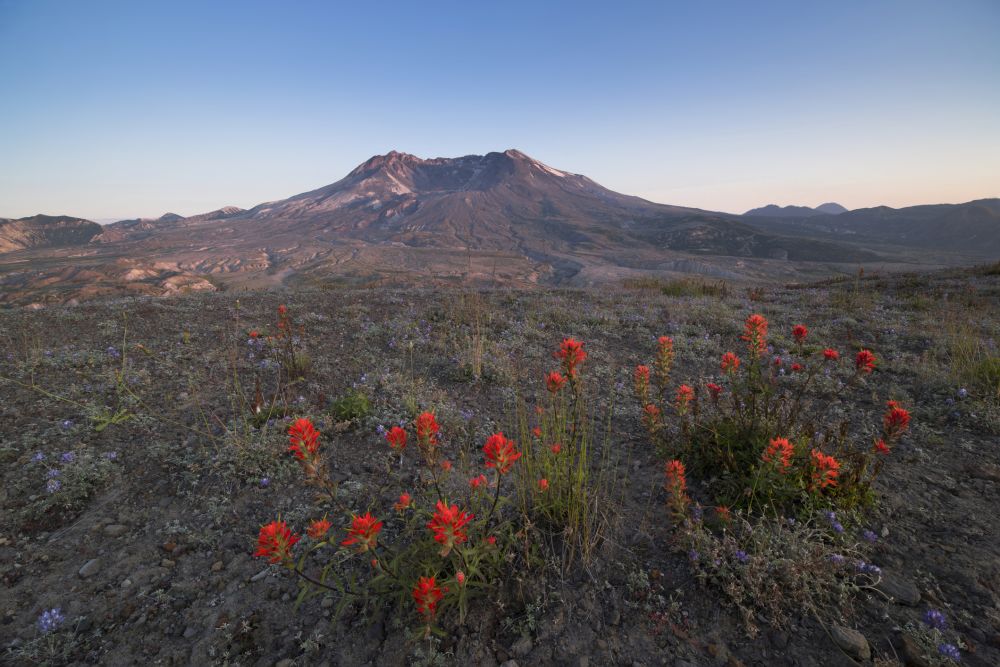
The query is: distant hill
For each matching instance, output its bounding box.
[746,199,1000,257]
[744,203,848,217]
[0,214,102,253]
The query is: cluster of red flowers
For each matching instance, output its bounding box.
[545,371,567,393]
[882,400,911,438]
[823,348,840,361]
[706,382,722,402]
[412,576,445,621]
[792,324,808,344]
[810,449,840,490]
[720,351,741,373]
[427,500,474,556]
[556,337,587,379]
[483,432,522,474]
[254,520,300,563]
[394,492,413,511]
[341,513,383,553]
[642,403,662,431]
[762,437,794,473]
[287,418,321,461]
[855,349,877,374]
[741,314,769,357]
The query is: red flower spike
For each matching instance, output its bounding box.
[483,432,522,474]
[791,363,803,373]
[394,492,413,512]
[531,426,542,439]
[385,426,407,452]
[555,338,587,378]
[706,382,723,401]
[545,371,567,393]
[307,518,332,540]
[810,450,840,490]
[456,571,466,586]
[741,314,769,357]
[823,348,840,361]
[254,520,300,564]
[288,418,321,461]
[721,352,741,373]
[874,438,890,455]
[550,443,562,455]
[414,412,440,451]
[341,513,382,553]
[762,437,794,473]
[675,384,695,415]
[855,349,877,374]
[426,500,474,557]
[792,324,808,343]
[655,336,675,389]
[538,478,549,492]
[634,365,651,401]
[469,474,487,490]
[413,576,445,620]
[882,401,911,439]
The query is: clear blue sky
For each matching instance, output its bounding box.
[1,0,998,219]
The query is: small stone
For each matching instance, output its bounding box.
[183,626,198,639]
[162,541,177,553]
[275,660,294,667]
[321,597,334,609]
[161,559,176,568]
[577,657,590,667]
[831,624,870,662]
[79,558,102,578]
[499,662,519,667]
[877,573,921,606]
[511,635,533,658]
[211,561,224,572]
[250,568,270,582]
[103,524,128,537]
[121,578,133,588]
[897,634,930,667]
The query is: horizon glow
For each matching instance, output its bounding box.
[1,0,998,220]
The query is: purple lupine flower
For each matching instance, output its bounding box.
[862,529,878,543]
[46,479,61,494]
[106,346,120,359]
[856,560,881,576]
[47,468,61,478]
[924,609,948,630]
[36,608,65,634]
[938,644,960,660]
[957,387,968,399]
[32,452,46,463]
[688,549,700,562]
[259,477,270,488]
[60,419,74,430]
[61,452,76,463]
[375,424,387,437]
[735,550,749,564]
[104,451,118,461]
[829,554,846,565]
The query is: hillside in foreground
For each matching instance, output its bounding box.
[1,265,999,666]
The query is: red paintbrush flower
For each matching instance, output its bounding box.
[550,443,562,455]
[426,500,474,556]
[412,576,445,620]
[642,403,661,431]
[634,365,651,401]
[469,474,487,490]
[792,324,808,343]
[762,437,794,473]
[483,432,522,474]
[855,349,876,374]
[741,314,769,357]
[882,401,911,439]
[307,518,332,539]
[873,438,890,455]
[555,338,587,378]
[810,450,840,490]
[706,382,723,401]
[721,351,741,374]
[385,425,407,452]
[538,478,549,492]
[791,362,803,373]
[341,513,382,553]
[655,336,675,390]
[456,571,466,586]
[675,384,695,415]
[254,520,300,563]
[545,371,567,393]
[394,492,413,512]
[531,426,542,439]
[287,418,321,461]
[823,348,840,361]
[664,459,690,517]
[415,412,440,451]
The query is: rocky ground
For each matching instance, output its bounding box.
[1,266,999,666]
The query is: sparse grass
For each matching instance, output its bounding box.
[622,276,730,299]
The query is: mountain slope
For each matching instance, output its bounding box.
[0,215,102,253]
[744,203,848,217]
